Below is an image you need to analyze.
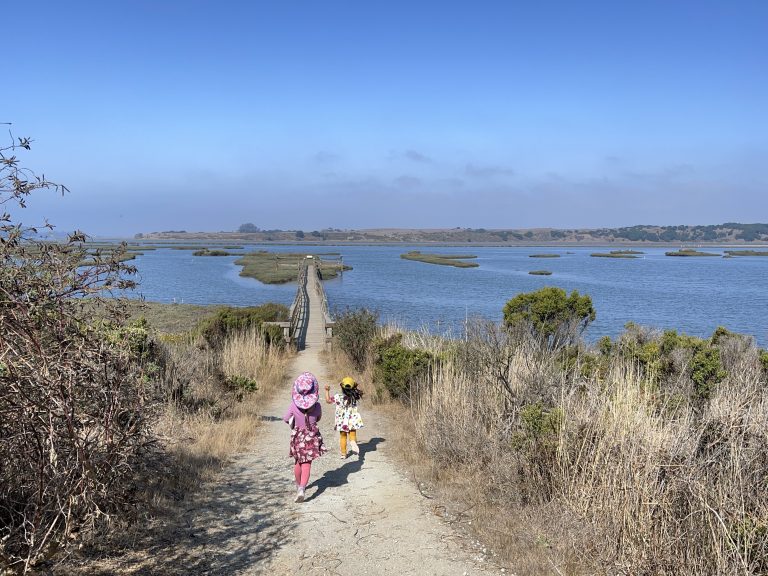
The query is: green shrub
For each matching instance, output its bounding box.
[760,350,768,374]
[225,375,259,393]
[503,287,595,349]
[512,402,564,501]
[556,346,602,379]
[373,334,433,400]
[333,307,379,370]
[597,335,613,356]
[691,347,726,399]
[520,402,563,440]
[197,303,288,347]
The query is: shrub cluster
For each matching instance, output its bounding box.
[196,303,288,347]
[1,134,160,572]
[372,334,434,401]
[331,307,379,371]
[355,286,768,574]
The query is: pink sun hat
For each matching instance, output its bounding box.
[292,372,319,410]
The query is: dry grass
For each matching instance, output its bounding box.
[152,328,292,500]
[350,322,768,575]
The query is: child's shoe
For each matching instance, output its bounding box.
[294,487,305,503]
[349,441,360,455]
[340,452,347,459]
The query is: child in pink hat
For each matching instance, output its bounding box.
[283,371,328,502]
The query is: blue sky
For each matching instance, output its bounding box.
[3,1,767,236]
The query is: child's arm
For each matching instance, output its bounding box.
[282,404,295,424]
[324,384,334,404]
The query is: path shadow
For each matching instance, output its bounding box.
[306,437,385,501]
[258,415,283,422]
[62,451,295,575]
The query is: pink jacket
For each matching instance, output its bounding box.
[283,402,322,429]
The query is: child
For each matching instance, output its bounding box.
[283,372,327,502]
[324,376,364,459]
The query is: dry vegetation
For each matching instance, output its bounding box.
[331,310,768,575]
[150,326,292,501]
[0,129,292,573]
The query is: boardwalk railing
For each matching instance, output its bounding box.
[312,264,334,342]
[287,261,309,349]
[264,257,335,349]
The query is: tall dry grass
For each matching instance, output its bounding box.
[153,328,292,499]
[374,321,768,575]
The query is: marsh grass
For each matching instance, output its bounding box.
[724,250,768,257]
[400,251,479,268]
[192,248,234,256]
[590,252,639,258]
[666,249,721,257]
[235,251,350,283]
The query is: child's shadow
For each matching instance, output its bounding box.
[306,437,385,501]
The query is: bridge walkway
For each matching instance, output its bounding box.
[302,263,331,350]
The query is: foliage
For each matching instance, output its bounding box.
[192,248,233,256]
[1,133,155,572]
[503,287,595,349]
[196,303,288,347]
[225,375,259,393]
[373,334,433,401]
[332,307,379,370]
[400,251,479,268]
[234,251,350,283]
[665,249,720,257]
[690,347,726,399]
[237,222,260,233]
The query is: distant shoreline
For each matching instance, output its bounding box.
[126,223,768,246]
[93,237,768,249]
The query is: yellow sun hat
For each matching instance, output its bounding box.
[340,376,357,390]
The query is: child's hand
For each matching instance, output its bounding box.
[324,384,330,391]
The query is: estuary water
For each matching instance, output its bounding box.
[128,245,768,346]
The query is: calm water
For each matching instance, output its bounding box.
[128,245,768,346]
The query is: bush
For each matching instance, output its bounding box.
[503,287,595,349]
[373,334,433,400]
[332,307,379,370]
[691,347,726,399]
[760,350,768,374]
[1,133,156,572]
[197,303,288,347]
[225,375,259,393]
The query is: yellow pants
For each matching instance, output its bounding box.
[339,430,357,454]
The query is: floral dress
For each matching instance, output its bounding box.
[289,425,327,463]
[332,393,364,432]
[285,403,328,463]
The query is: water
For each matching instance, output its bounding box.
[127,245,768,346]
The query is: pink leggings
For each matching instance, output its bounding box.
[294,462,312,488]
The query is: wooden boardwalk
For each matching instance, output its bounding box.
[303,263,330,350]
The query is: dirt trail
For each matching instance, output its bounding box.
[88,345,501,576]
[73,284,502,575]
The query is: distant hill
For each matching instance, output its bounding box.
[136,223,768,244]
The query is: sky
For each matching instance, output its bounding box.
[2,0,767,236]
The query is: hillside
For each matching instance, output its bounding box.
[136,223,768,244]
